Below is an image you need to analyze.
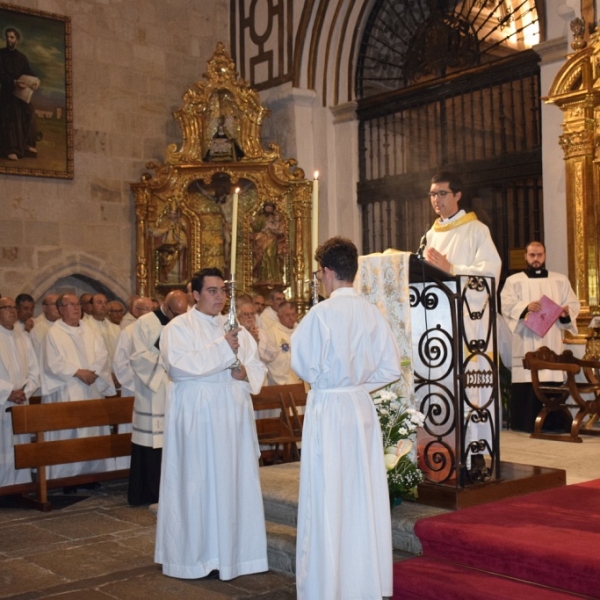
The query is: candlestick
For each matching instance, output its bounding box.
[231,187,239,277]
[312,172,319,272]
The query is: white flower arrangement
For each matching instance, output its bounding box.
[372,387,425,503]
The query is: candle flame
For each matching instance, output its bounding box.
[314,171,319,180]
[235,187,240,193]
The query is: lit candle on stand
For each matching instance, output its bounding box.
[231,187,239,277]
[312,172,319,272]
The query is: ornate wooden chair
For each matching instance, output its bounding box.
[522,346,600,443]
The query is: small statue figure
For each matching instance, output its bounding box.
[204,115,245,162]
[570,17,586,50]
[251,201,287,285]
[152,200,188,284]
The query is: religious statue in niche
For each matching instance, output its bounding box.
[251,201,287,286]
[151,199,189,284]
[204,115,245,162]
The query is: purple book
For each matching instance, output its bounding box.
[523,295,563,338]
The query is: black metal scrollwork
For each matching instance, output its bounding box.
[409,284,439,310]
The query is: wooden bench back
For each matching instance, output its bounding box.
[251,384,307,463]
[12,397,134,469]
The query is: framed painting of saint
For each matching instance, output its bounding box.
[0,3,73,178]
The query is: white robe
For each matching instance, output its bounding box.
[425,209,501,282]
[501,271,580,382]
[130,312,168,449]
[260,305,278,330]
[112,324,136,469]
[30,315,53,356]
[120,312,136,330]
[0,326,39,487]
[155,309,268,580]
[264,321,300,385]
[41,319,116,479]
[291,287,401,600]
[87,317,120,362]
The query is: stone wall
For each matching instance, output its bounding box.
[0,0,228,305]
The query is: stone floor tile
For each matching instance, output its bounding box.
[33,511,139,540]
[245,586,297,600]
[0,558,66,598]
[39,589,114,599]
[225,570,296,594]
[27,539,151,581]
[98,570,243,600]
[110,530,156,555]
[0,523,69,554]
[103,506,157,527]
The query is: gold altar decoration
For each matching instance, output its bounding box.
[544,23,600,331]
[131,43,313,307]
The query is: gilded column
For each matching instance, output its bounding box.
[545,26,600,324]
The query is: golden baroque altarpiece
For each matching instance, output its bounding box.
[545,22,600,336]
[131,43,313,308]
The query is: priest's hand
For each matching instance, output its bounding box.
[224,327,241,351]
[247,324,260,343]
[527,300,542,313]
[24,317,34,333]
[8,389,26,405]
[75,369,99,385]
[231,364,248,381]
[560,306,570,318]
[424,247,452,274]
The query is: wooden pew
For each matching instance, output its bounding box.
[251,383,306,464]
[9,396,134,511]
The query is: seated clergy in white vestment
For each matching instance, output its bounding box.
[30,293,61,358]
[260,289,285,330]
[41,292,116,480]
[128,291,187,506]
[0,297,39,487]
[112,296,154,471]
[86,293,121,386]
[264,301,301,386]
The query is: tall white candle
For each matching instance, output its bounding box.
[231,187,239,277]
[312,172,319,272]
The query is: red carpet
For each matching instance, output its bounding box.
[393,557,585,599]
[393,479,600,599]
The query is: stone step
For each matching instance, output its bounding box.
[266,520,297,576]
[260,462,449,574]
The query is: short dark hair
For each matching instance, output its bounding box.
[5,28,20,41]
[277,301,295,313]
[431,171,463,194]
[268,289,284,301]
[191,267,224,293]
[315,236,358,283]
[525,241,546,252]
[16,293,34,306]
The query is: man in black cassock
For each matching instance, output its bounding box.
[0,28,38,160]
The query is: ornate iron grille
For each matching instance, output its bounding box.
[410,257,499,487]
[356,0,540,98]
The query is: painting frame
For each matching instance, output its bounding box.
[0,2,73,179]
